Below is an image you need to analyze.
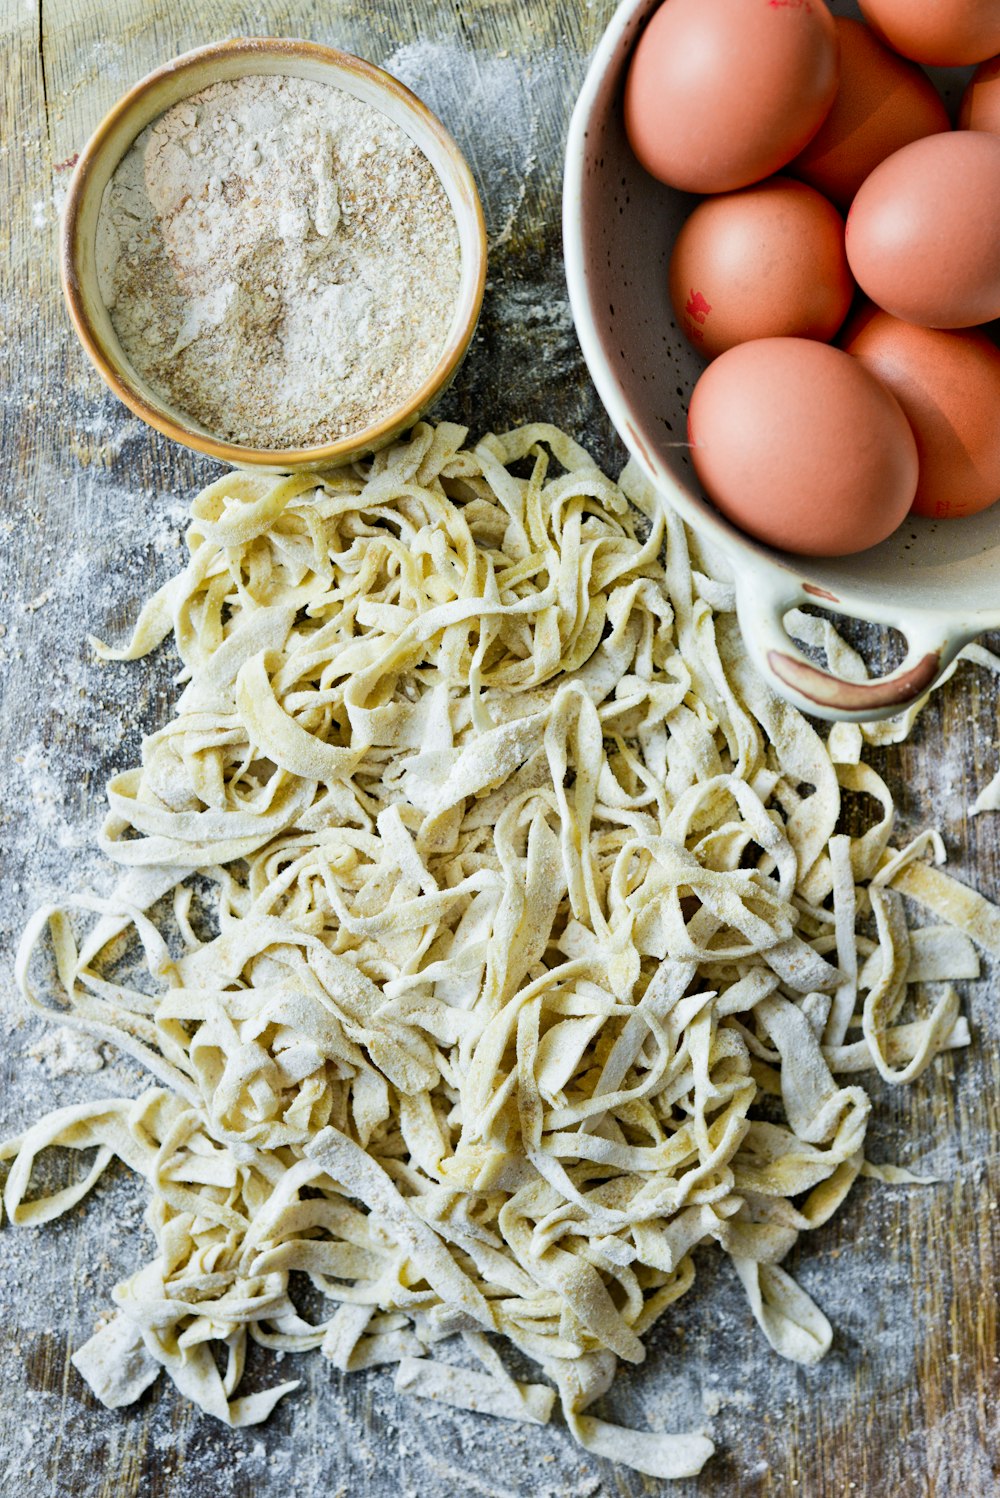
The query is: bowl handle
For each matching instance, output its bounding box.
[734,573,972,723]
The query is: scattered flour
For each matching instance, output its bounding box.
[27,1025,106,1078]
[383,42,545,250]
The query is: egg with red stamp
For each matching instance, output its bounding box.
[857,0,1000,67]
[688,337,918,556]
[668,176,853,359]
[960,55,1000,134]
[790,17,950,209]
[845,131,1000,328]
[841,307,1000,520]
[624,0,839,194]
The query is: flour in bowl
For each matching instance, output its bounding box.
[95,73,462,449]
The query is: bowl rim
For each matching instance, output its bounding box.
[60,36,488,469]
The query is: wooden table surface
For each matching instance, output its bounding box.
[2,2,999,1495]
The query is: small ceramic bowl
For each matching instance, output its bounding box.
[61,37,487,472]
[563,0,1000,722]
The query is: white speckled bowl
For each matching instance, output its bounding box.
[563,0,1000,722]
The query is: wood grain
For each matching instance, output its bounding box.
[1,2,998,1495]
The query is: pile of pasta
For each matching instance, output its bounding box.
[4,423,999,1479]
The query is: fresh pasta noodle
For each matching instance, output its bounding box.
[2,422,995,1479]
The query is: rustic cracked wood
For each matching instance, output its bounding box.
[1,2,998,1495]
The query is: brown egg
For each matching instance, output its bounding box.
[845,132,1000,328]
[624,0,839,193]
[841,306,1000,519]
[668,177,853,360]
[790,18,950,209]
[688,337,918,556]
[959,55,1000,134]
[858,0,1000,66]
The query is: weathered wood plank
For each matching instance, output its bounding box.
[1,0,997,1495]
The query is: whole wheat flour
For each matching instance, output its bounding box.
[95,73,462,449]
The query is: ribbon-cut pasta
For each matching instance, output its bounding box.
[2,422,993,1479]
